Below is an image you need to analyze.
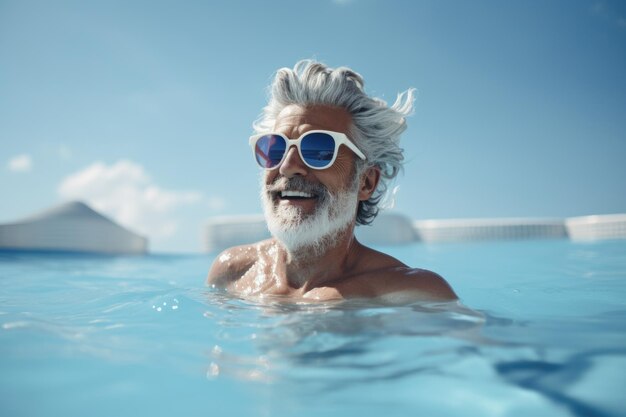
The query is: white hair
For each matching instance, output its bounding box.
[254,59,415,225]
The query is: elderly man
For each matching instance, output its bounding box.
[207,60,456,303]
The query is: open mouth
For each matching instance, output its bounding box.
[274,190,318,201]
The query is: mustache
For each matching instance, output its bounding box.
[266,176,329,198]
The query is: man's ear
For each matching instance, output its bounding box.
[358,166,381,201]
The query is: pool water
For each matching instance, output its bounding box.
[1,240,625,417]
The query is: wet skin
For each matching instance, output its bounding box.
[207,105,457,304]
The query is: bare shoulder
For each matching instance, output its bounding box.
[380,267,458,302]
[206,240,266,287]
[354,246,457,302]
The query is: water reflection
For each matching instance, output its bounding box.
[205,292,486,386]
[203,291,625,416]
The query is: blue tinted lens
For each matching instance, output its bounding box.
[300,133,335,168]
[255,135,286,168]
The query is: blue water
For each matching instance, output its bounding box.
[1,240,625,417]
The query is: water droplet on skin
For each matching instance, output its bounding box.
[254,274,267,289]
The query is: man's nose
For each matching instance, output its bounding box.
[279,146,308,177]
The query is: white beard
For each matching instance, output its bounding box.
[261,175,359,258]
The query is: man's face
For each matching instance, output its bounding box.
[260,104,361,254]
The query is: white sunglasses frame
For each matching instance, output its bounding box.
[248,130,366,170]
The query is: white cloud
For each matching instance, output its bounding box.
[58,160,204,239]
[7,154,33,173]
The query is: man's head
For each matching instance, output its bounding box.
[259,104,365,257]
[254,60,415,224]
[253,60,414,254]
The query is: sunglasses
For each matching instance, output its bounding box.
[249,130,366,170]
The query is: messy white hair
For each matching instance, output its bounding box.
[253,59,415,225]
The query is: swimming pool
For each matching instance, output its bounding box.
[1,239,624,417]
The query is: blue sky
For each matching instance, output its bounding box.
[1,0,625,253]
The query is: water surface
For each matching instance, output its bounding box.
[1,240,625,416]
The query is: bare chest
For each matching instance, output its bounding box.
[226,259,347,301]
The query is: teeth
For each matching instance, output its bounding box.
[281,190,314,198]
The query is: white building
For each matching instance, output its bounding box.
[0,201,147,255]
[565,214,626,241]
[414,217,567,243]
[202,212,626,253]
[204,212,418,253]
